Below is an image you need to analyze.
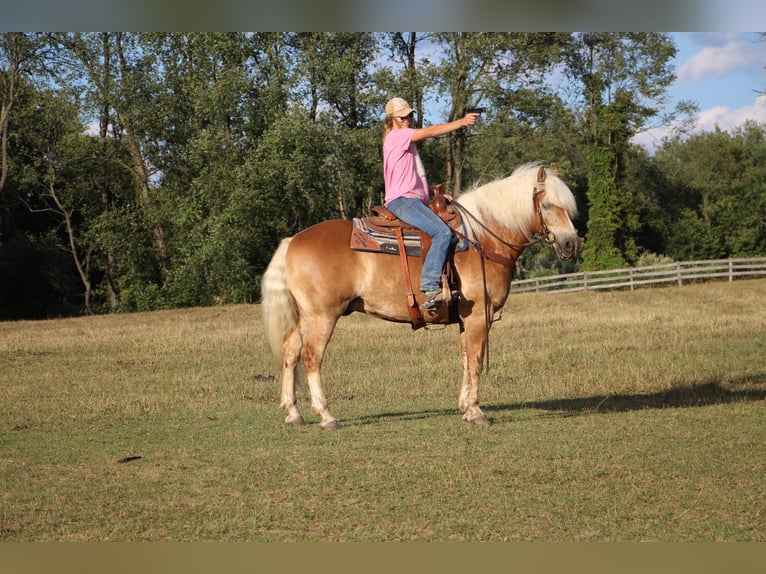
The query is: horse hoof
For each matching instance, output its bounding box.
[284,414,306,426]
[320,419,341,430]
[463,412,491,426]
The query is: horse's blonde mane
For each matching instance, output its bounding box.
[455,163,578,239]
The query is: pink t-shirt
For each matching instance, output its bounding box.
[383,128,429,206]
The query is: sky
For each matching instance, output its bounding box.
[634,32,766,151]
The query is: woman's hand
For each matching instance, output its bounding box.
[462,112,480,127]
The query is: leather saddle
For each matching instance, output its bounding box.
[350,185,466,256]
[350,186,465,329]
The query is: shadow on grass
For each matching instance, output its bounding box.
[341,373,766,427]
[343,406,458,426]
[485,373,766,421]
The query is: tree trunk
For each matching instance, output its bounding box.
[0,33,24,195]
[46,166,93,315]
[115,33,170,282]
[97,33,120,310]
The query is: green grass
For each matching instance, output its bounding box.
[1,280,764,541]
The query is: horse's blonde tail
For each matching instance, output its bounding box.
[261,238,298,363]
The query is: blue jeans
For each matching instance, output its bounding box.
[387,196,453,293]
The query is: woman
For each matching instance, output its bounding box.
[382,97,479,309]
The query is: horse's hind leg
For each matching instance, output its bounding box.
[280,327,306,426]
[301,315,341,430]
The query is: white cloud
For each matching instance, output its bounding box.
[633,94,766,153]
[677,34,765,84]
[695,94,766,132]
[633,33,766,153]
[696,105,734,129]
[83,121,100,136]
[631,125,671,152]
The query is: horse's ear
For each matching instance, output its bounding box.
[537,166,546,183]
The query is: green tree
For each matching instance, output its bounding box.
[52,32,172,300]
[427,33,501,193]
[580,146,633,269]
[427,33,568,195]
[565,33,677,270]
[0,33,88,318]
[652,123,766,260]
[250,109,337,235]
[288,33,383,219]
[139,33,275,307]
[4,32,763,319]
[383,32,433,129]
[1,33,50,229]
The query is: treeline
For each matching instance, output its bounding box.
[1,32,764,319]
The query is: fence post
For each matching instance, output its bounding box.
[729,258,733,282]
[677,262,682,287]
[630,268,634,291]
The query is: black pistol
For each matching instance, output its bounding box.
[466,107,485,114]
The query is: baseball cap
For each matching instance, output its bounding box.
[385,97,415,118]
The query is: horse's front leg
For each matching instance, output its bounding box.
[458,321,491,426]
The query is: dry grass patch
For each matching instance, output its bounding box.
[1,280,764,541]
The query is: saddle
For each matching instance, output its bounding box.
[350,185,465,329]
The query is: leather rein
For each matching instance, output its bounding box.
[450,184,553,265]
[448,176,553,372]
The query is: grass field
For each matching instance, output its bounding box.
[1,279,764,541]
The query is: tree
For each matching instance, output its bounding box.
[564,33,677,269]
[138,33,273,307]
[50,32,172,308]
[1,33,51,231]
[2,32,764,319]
[0,34,89,319]
[652,123,766,260]
[417,33,566,195]
[384,32,432,129]
[428,33,504,194]
[1,34,50,196]
[288,33,383,219]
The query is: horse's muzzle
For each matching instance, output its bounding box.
[551,233,580,261]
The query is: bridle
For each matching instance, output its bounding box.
[450,179,555,268]
[447,174,556,371]
[532,184,554,246]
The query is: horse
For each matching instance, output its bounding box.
[260,163,579,429]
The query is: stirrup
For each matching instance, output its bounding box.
[422,290,444,310]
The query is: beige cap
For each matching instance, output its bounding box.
[385,97,415,118]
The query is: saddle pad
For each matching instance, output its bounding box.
[350,219,422,256]
[350,218,468,256]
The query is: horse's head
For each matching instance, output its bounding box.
[455,163,580,260]
[532,173,579,261]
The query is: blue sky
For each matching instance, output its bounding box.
[413,32,766,153]
[634,32,766,150]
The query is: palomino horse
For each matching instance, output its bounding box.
[261,163,579,428]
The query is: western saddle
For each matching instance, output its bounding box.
[350,185,464,329]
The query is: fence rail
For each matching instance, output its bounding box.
[509,257,766,294]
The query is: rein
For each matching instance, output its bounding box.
[448,175,553,372]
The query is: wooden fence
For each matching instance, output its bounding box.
[509,257,766,294]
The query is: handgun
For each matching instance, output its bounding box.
[466,107,485,114]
